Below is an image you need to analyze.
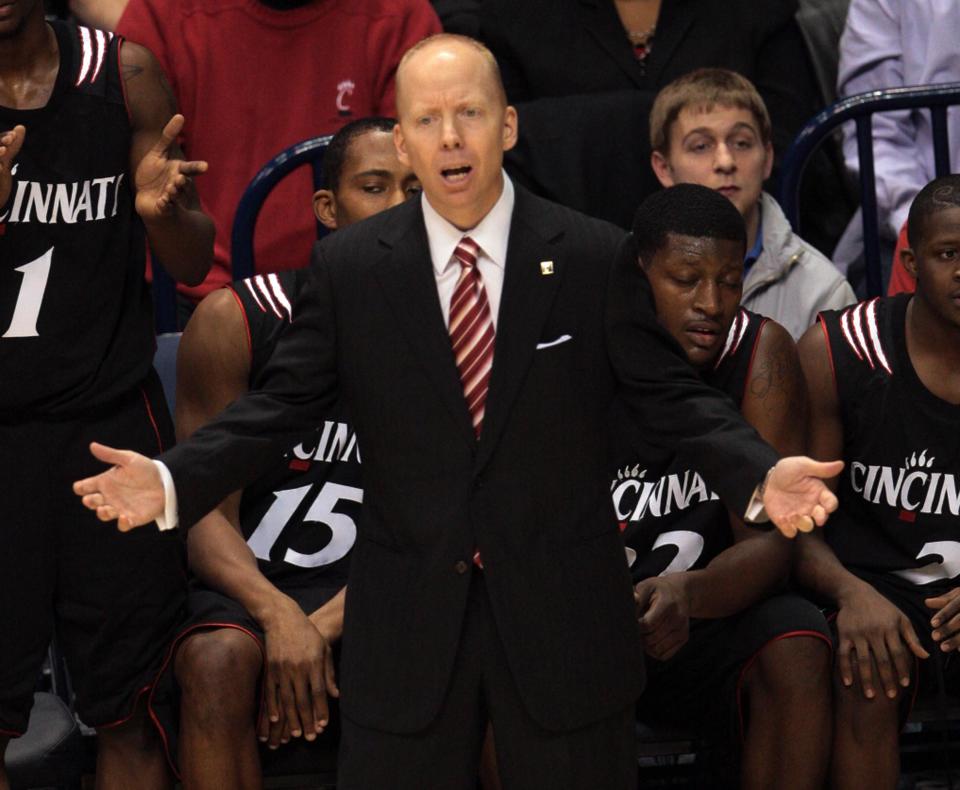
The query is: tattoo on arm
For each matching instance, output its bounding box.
[749,347,792,415]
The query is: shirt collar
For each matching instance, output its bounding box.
[423,172,515,276]
[744,203,764,273]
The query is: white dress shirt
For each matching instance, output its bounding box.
[154,174,518,531]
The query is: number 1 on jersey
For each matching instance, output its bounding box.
[3,248,53,338]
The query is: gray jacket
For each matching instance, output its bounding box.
[743,193,856,339]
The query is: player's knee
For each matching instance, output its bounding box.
[833,673,901,742]
[97,703,163,758]
[175,629,261,715]
[749,635,832,701]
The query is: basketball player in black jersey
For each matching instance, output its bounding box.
[152,118,420,789]
[613,185,832,788]
[0,0,213,787]
[795,175,960,789]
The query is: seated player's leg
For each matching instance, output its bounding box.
[54,375,184,790]
[738,597,832,790]
[175,625,263,790]
[828,576,929,790]
[0,421,57,781]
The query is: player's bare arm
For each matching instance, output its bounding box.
[794,323,928,699]
[121,40,213,286]
[177,290,338,747]
[0,124,25,207]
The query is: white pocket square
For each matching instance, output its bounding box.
[536,334,572,350]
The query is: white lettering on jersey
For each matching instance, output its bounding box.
[651,530,706,576]
[611,465,719,524]
[849,450,960,517]
[1,173,125,225]
[893,541,960,585]
[291,420,361,465]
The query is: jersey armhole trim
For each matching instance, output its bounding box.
[740,316,770,404]
[116,37,133,125]
[140,386,165,452]
[227,285,254,364]
[817,316,839,400]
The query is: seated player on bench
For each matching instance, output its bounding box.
[150,116,421,789]
[612,184,833,790]
[795,174,960,790]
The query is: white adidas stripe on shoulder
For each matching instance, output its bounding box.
[75,26,114,87]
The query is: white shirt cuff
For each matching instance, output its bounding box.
[152,460,179,531]
[744,485,769,523]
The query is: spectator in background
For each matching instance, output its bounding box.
[834,0,960,289]
[649,69,855,340]
[117,0,440,312]
[472,0,826,237]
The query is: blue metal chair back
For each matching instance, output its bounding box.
[779,83,960,296]
[151,134,333,333]
[230,134,334,282]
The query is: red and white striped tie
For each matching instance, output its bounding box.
[449,236,495,439]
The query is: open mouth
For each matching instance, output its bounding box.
[441,165,472,183]
[685,324,722,349]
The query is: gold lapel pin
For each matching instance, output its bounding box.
[540,260,554,276]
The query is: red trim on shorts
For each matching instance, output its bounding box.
[741,317,770,404]
[147,620,266,780]
[735,629,834,742]
[818,316,839,400]
[227,285,254,363]
[94,683,152,730]
[140,386,165,453]
[0,727,25,738]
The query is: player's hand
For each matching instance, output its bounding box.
[762,456,844,538]
[634,575,690,662]
[134,114,207,222]
[258,597,337,749]
[926,588,960,652]
[72,443,166,531]
[0,125,25,208]
[835,584,928,700]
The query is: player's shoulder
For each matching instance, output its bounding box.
[817,295,897,377]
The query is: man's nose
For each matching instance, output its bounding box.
[693,281,723,317]
[441,117,463,149]
[714,143,735,172]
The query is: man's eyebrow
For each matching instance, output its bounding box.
[351,169,392,179]
[682,122,759,140]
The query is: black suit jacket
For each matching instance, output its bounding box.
[162,187,777,733]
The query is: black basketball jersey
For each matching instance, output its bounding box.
[229,269,360,591]
[0,21,154,419]
[609,309,767,582]
[819,295,960,592]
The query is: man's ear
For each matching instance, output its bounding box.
[900,247,918,280]
[502,105,519,152]
[394,123,410,167]
[314,189,338,231]
[762,141,774,181]
[651,151,675,188]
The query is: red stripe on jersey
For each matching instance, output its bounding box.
[227,285,253,363]
[288,458,311,472]
[899,509,917,523]
[140,386,165,452]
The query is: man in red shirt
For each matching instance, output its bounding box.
[117,0,440,306]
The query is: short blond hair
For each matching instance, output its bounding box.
[649,68,772,154]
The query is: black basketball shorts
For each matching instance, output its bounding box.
[0,371,186,736]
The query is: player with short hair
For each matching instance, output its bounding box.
[795,174,960,789]
[614,184,833,789]
[648,68,854,340]
[0,0,213,786]
[150,117,420,789]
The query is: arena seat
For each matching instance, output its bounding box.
[779,82,960,296]
[6,643,83,790]
[153,332,181,416]
[230,134,334,282]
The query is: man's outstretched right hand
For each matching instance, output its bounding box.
[73,442,166,531]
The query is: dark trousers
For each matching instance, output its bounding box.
[338,572,638,789]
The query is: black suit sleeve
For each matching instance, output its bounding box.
[160,243,341,529]
[605,235,779,514]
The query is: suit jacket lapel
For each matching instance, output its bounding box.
[373,203,476,448]
[576,0,645,89]
[476,189,564,472]
[641,0,695,86]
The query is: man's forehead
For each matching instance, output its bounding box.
[397,43,500,108]
[675,105,760,134]
[343,130,402,171]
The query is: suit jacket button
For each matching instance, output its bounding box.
[454,560,469,575]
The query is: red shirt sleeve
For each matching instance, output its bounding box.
[887,221,915,296]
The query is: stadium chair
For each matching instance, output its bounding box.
[6,642,83,790]
[779,82,960,297]
[230,135,334,282]
[153,332,181,417]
